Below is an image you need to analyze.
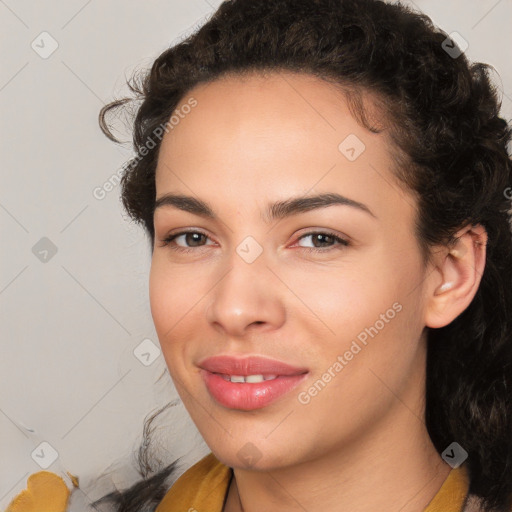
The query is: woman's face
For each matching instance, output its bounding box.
[150,71,434,470]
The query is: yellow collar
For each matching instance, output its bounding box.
[155,452,470,512]
[424,463,470,511]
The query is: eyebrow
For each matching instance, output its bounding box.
[153,192,376,222]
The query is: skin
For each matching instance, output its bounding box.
[149,71,487,512]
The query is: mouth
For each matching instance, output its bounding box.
[198,355,309,410]
[213,373,280,383]
[200,370,309,410]
[197,354,308,376]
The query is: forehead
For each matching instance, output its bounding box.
[154,70,414,223]
[157,70,392,169]
[170,70,385,137]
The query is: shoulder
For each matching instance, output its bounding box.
[155,452,232,512]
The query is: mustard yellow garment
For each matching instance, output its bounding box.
[5,471,71,512]
[1,454,483,512]
[155,452,472,512]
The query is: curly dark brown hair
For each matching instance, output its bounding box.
[91,0,512,510]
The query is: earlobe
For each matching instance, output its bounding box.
[424,224,487,329]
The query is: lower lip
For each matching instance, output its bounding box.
[200,369,309,410]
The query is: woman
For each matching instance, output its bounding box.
[91,0,512,510]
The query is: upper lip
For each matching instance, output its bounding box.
[198,355,309,376]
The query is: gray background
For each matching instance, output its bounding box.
[1,1,511,510]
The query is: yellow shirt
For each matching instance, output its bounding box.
[155,452,471,512]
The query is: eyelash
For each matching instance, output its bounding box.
[158,229,350,254]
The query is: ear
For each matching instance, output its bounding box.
[424,224,487,329]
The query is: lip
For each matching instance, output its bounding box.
[198,355,309,410]
[200,370,309,410]
[198,355,308,376]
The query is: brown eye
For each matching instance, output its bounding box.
[159,230,215,252]
[295,231,350,252]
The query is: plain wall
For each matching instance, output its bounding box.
[1,0,510,510]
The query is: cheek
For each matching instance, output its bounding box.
[294,295,422,442]
[149,259,172,333]
[149,258,201,332]
[148,258,194,364]
[289,247,423,386]
[282,257,393,353]
[148,257,215,378]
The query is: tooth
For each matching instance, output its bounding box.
[245,374,264,383]
[225,374,280,383]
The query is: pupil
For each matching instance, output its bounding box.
[314,234,332,247]
[187,233,203,246]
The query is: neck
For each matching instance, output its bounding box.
[223,369,451,512]
[226,427,450,512]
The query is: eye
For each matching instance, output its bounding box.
[158,229,215,253]
[293,231,350,252]
[157,229,350,254]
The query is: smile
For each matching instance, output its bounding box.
[217,374,278,383]
[200,369,309,410]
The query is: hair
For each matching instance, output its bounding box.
[93,0,512,510]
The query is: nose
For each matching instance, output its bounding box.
[205,251,286,338]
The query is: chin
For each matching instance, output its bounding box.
[206,437,303,471]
